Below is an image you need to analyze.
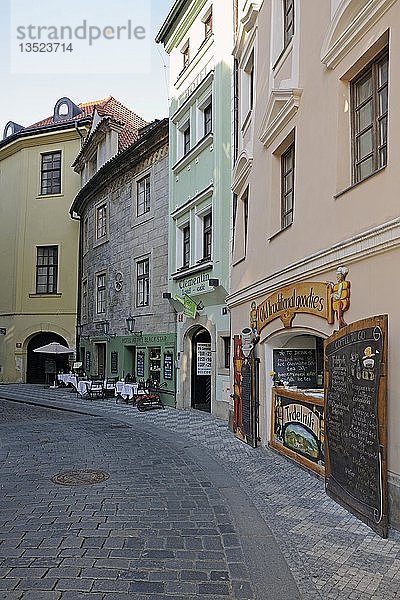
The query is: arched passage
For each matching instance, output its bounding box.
[26,332,71,384]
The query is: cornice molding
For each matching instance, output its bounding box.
[259,88,302,148]
[227,217,400,308]
[321,0,396,69]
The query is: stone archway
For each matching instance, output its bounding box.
[26,332,71,384]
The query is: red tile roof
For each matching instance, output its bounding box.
[26,96,147,152]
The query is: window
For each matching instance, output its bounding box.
[243,189,249,251]
[204,11,213,37]
[284,0,294,48]
[36,246,58,294]
[242,52,254,120]
[352,51,388,183]
[182,225,190,267]
[137,175,151,216]
[82,279,87,318]
[203,212,212,260]
[96,273,106,315]
[182,42,190,69]
[136,258,150,307]
[281,143,295,228]
[83,217,89,253]
[96,203,107,239]
[204,102,212,136]
[40,151,61,195]
[183,124,191,155]
[222,337,231,369]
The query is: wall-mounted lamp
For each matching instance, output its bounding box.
[208,278,219,287]
[126,315,142,336]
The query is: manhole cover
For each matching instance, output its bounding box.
[51,469,110,486]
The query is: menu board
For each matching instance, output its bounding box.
[325,315,388,538]
[137,352,145,378]
[85,352,91,373]
[273,349,317,388]
[163,353,173,380]
[197,343,212,375]
[110,351,118,373]
[241,362,252,439]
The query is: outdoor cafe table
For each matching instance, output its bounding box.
[57,374,78,389]
[115,381,139,400]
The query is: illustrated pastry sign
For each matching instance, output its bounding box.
[249,267,351,332]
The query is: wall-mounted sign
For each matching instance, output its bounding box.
[250,282,333,333]
[197,342,211,375]
[270,388,324,476]
[177,272,211,296]
[325,315,388,538]
[110,351,118,374]
[163,353,173,380]
[85,352,91,373]
[137,352,145,378]
[273,349,317,389]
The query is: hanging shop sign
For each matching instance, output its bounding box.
[197,342,211,375]
[324,315,388,538]
[270,388,325,476]
[250,281,333,332]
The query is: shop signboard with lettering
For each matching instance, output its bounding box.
[325,315,388,538]
[270,388,325,476]
[136,352,145,378]
[110,351,118,374]
[163,352,173,380]
[197,343,211,375]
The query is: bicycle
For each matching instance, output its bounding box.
[135,380,166,412]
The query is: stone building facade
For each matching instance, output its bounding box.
[71,119,177,402]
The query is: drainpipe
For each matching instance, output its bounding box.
[70,211,83,362]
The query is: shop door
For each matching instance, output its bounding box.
[96,343,106,378]
[191,328,211,412]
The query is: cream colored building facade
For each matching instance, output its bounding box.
[228,0,400,529]
[0,99,91,383]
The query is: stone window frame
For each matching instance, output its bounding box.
[93,198,109,247]
[132,166,155,226]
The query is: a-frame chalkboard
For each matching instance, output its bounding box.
[324,315,388,538]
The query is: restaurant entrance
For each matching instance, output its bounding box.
[191,327,211,412]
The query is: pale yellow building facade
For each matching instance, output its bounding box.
[228,0,400,529]
[0,99,91,383]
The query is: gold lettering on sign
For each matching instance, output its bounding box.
[251,282,333,333]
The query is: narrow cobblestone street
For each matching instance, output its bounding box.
[1,385,400,599]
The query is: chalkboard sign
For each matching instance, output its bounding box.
[241,362,252,439]
[85,352,91,373]
[273,349,317,388]
[44,359,56,374]
[137,352,145,378]
[163,353,173,380]
[325,315,388,538]
[110,351,118,374]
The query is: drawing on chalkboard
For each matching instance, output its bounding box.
[362,346,377,380]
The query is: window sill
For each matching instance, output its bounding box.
[93,236,109,248]
[268,223,293,242]
[171,261,212,280]
[29,293,62,298]
[36,193,64,199]
[131,214,154,229]
[334,166,386,199]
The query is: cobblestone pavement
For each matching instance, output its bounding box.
[1,384,400,600]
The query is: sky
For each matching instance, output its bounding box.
[0,0,174,131]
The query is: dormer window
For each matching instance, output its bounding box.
[53,97,82,122]
[3,121,24,140]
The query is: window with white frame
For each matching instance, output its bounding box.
[136,258,150,307]
[203,102,212,136]
[183,123,191,155]
[96,203,107,240]
[242,52,254,123]
[203,212,212,260]
[182,41,190,70]
[36,246,58,294]
[96,272,106,315]
[137,174,151,216]
[283,0,294,48]
[281,142,295,229]
[203,8,213,38]
[182,224,190,268]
